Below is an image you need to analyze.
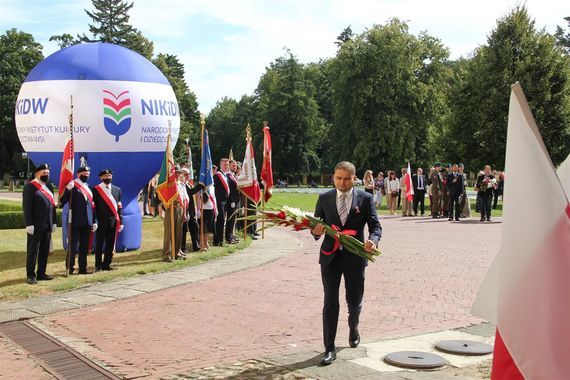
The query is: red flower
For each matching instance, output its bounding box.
[277,211,286,219]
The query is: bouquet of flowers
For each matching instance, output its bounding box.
[243,205,381,262]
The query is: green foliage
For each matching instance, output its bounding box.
[555,16,570,53]
[48,33,76,49]
[0,209,62,229]
[0,201,21,212]
[0,29,43,176]
[256,50,325,177]
[447,6,570,170]
[329,19,451,173]
[85,0,135,44]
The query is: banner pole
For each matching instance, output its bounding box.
[170,204,176,260]
[199,116,206,251]
[65,95,74,277]
[261,188,265,239]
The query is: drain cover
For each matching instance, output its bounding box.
[435,340,493,355]
[384,351,447,369]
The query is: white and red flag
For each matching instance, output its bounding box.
[58,125,74,198]
[472,82,570,379]
[237,125,261,204]
[404,162,414,201]
[261,121,273,203]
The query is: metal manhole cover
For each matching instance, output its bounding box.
[383,351,447,369]
[435,340,493,355]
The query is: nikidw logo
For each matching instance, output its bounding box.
[103,90,132,142]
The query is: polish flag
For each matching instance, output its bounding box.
[472,83,570,379]
[58,136,74,198]
[404,162,414,201]
[237,126,261,204]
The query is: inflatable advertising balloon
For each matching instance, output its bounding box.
[15,42,180,250]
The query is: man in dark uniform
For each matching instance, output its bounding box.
[430,163,443,218]
[441,163,451,217]
[213,158,230,246]
[92,169,123,271]
[446,164,464,221]
[225,159,241,244]
[312,161,382,365]
[23,163,57,284]
[180,167,203,253]
[60,166,97,274]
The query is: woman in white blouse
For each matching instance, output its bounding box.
[386,171,400,215]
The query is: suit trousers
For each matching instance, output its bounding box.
[448,192,461,220]
[225,204,239,242]
[182,215,200,252]
[70,226,90,271]
[26,228,51,278]
[413,190,426,215]
[214,201,227,244]
[163,204,184,258]
[95,223,116,269]
[321,251,365,352]
[431,189,441,216]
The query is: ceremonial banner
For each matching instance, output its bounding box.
[472,83,570,379]
[58,128,74,198]
[156,132,178,207]
[237,126,261,204]
[199,128,214,188]
[261,122,273,203]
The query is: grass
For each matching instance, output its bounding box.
[268,190,503,216]
[0,217,251,301]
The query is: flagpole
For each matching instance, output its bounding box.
[261,121,268,239]
[65,95,74,277]
[199,115,206,251]
[168,125,176,261]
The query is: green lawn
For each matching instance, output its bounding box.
[0,217,251,301]
[267,191,502,216]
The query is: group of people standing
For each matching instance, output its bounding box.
[24,164,123,284]
[362,163,504,222]
[158,158,259,263]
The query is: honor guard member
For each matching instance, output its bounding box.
[60,166,97,274]
[441,163,451,217]
[430,162,443,218]
[23,163,57,284]
[180,167,203,253]
[162,166,185,262]
[213,158,230,246]
[92,169,123,271]
[225,159,240,244]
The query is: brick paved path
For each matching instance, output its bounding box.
[29,216,499,379]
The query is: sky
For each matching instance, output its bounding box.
[1,0,568,113]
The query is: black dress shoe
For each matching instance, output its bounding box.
[95,266,103,272]
[27,277,37,285]
[320,351,336,365]
[37,274,54,281]
[253,232,260,237]
[78,270,92,275]
[102,266,116,271]
[349,328,360,348]
[448,217,453,221]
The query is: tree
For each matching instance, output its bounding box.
[447,7,570,170]
[49,33,76,49]
[256,50,324,180]
[329,19,451,173]
[206,97,240,162]
[85,0,134,44]
[336,26,354,46]
[555,16,570,53]
[0,29,43,176]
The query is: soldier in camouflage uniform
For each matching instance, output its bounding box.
[430,163,443,218]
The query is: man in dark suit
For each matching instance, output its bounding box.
[412,167,427,216]
[446,164,464,221]
[23,163,57,284]
[312,161,382,365]
[180,167,203,252]
[225,159,241,244]
[213,158,230,246]
[92,169,123,271]
[59,166,97,274]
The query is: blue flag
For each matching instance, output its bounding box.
[199,128,213,188]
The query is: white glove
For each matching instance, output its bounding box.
[26,225,34,235]
[230,202,236,208]
[52,224,57,233]
[66,180,74,190]
[92,223,98,232]
[118,224,124,232]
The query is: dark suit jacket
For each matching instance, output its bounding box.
[184,183,203,218]
[213,172,229,204]
[314,189,382,267]
[227,172,241,205]
[92,184,122,228]
[23,181,57,232]
[60,185,97,228]
[446,172,464,195]
[412,174,427,192]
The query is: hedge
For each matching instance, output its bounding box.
[0,202,21,212]
[0,210,62,230]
